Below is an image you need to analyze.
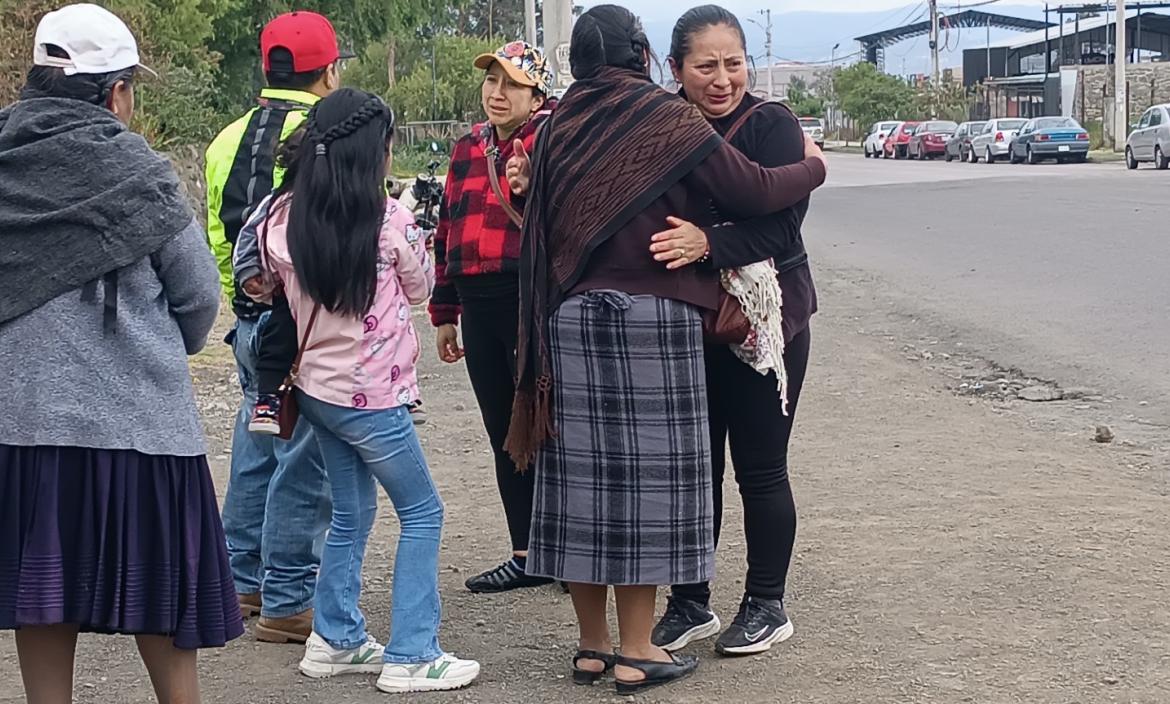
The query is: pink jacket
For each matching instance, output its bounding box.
[263,197,434,410]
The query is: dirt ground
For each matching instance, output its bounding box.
[1,263,1167,704]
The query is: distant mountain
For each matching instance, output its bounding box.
[635,4,1051,76]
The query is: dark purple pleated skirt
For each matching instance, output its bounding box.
[0,445,245,649]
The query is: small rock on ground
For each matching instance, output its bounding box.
[1018,386,1064,402]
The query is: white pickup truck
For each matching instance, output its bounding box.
[799,117,825,148]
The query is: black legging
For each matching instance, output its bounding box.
[460,293,534,553]
[673,327,811,604]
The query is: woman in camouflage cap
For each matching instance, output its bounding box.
[427,41,558,595]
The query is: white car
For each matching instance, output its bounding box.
[969,118,1028,163]
[864,121,901,158]
[1126,103,1170,170]
[799,117,825,148]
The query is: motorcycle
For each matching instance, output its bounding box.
[395,141,445,251]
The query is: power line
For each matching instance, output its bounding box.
[891,1,931,28]
[897,35,923,58]
[774,50,864,66]
[943,0,1002,7]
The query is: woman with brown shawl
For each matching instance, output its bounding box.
[504,4,827,695]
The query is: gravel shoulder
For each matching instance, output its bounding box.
[1,270,1166,704]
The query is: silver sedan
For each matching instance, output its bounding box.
[969,118,1028,164]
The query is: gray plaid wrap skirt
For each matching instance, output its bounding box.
[526,291,715,586]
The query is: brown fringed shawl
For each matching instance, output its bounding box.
[504,67,724,467]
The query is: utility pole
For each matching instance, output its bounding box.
[986,15,992,79]
[1115,0,1128,151]
[762,9,774,100]
[929,0,941,117]
[545,0,573,91]
[524,0,537,46]
[747,10,774,99]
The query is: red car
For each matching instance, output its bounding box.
[884,121,920,159]
[908,120,959,160]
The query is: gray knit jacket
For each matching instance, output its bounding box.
[0,220,221,456]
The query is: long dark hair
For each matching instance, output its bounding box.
[669,5,747,68]
[569,5,653,80]
[285,88,395,319]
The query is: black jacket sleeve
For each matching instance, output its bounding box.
[703,106,811,270]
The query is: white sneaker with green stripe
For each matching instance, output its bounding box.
[376,653,480,693]
[298,632,385,678]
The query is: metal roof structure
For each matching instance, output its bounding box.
[856,9,1053,69]
[988,10,1170,49]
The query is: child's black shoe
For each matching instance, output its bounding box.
[249,393,282,436]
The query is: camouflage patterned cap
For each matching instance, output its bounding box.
[473,41,553,95]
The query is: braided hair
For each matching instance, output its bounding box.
[286,88,397,319]
[570,5,653,80]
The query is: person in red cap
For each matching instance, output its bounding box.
[204,10,353,646]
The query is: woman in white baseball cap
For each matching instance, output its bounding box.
[23,2,157,121]
[0,4,242,702]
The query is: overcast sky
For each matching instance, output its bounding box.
[580,0,1054,20]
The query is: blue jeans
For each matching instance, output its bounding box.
[297,392,445,664]
[221,316,331,618]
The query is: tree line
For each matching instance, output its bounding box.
[774,63,973,132]
[1,1,973,148]
[827,62,974,130]
[0,0,547,147]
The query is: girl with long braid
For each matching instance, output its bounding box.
[257,88,480,693]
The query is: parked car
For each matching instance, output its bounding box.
[1009,117,1090,163]
[884,121,920,159]
[1126,103,1170,169]
[945,121,986,162]
[799,117,825,148]
[969,118,1027,163]
[908,120,958,160]
[864,120,901,158]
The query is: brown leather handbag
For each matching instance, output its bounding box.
[701,101,771,345]
[703,283,753,344]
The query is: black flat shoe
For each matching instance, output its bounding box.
[614,652,699,696]
[464,560,554,594]
[572,649,617,685]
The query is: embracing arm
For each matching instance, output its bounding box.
[690,138,825,218]
[704,113,811,269]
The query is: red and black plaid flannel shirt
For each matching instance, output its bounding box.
[428,109,552,327]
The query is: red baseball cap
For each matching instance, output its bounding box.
[261,11,354,73]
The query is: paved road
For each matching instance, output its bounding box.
[806,154,1169,428]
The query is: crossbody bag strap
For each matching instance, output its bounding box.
[722,101,770,142]
[485,146,524,227]
[284,303,322,385]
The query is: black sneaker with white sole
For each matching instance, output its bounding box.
[715,596,794,656]
[651,596,722,651]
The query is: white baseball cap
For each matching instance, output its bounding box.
[33,3,156,77]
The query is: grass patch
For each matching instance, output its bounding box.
[392,143,449,179]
